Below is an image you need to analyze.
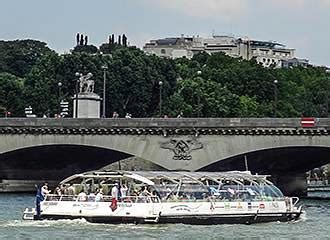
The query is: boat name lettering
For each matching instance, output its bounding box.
[170,205,192,212]
[43,202,58,206]
[73,203,99,209]
[118,203,132,208]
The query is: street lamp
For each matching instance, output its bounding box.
[196,71,202,117]
[273,79,278,118]
[58,82,62,117]
[58,82,62,101]
[101,65,108,118]
[75,72,82,118]
[159,80,163,117]
[324,69,330,117]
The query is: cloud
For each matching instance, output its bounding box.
[140,0,249,22]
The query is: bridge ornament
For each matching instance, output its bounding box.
[160,137,203,161]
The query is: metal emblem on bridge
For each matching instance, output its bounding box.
[160,137,203,161]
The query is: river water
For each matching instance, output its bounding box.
[0,194,329,240]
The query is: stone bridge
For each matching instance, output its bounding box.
[0,118,329,194]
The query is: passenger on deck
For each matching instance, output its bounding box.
[95,189,103,202]
[77,190,87,201]
[87,191,96,202]
[41,182,51,197]
[67,184,75,195]
[139,186,151,197]
[60,184,66,195]
[120,184,128,198]
[111,183,119,200]
[55,187,62,195]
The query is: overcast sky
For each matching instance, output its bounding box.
[1,0,329,66]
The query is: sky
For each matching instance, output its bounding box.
[1,0,329,66]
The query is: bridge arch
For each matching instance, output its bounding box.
[0,143,167,181]
[198,146,330,174]
[190,134,330,171]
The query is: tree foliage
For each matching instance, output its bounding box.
[0,72,24,117]
[0,40,53,78]
[0,39,329,118]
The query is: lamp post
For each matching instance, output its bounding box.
[75,72,82,118]
[273,79,278,118]
[58,82,62,117]
[196,70,202,118]
[58,82,62,100]
[325,69,330,117]
[102,65,108,118]
[159,80,163,117]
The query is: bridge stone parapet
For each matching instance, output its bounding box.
[0,118,329,136]
[0,118,329,195]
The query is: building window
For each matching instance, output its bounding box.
[161,49,166,54]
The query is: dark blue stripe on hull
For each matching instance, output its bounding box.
[158,213,301,225]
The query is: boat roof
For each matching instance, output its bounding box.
[60,171,271,186]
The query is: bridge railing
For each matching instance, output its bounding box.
[0,118,329,128]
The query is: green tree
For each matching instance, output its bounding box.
[165,76,239,117]
[72,45,98,54]
[23,52,63,117]
[0,72,24,117]
[239,95,260,117]
[0,39,53,78]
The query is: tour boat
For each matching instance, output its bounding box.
[22,171,303,224]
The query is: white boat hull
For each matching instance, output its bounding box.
[25,199,302,224]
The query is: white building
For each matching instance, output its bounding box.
[143,35,299,68]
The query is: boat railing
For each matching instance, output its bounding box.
[44,194,160,203]
[291,197,299,207]
[161,196,287,203]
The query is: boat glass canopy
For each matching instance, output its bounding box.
[58,171,284,201]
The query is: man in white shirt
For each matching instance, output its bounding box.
[111,183,119,200]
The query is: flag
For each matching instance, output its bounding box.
[110,198,118,212]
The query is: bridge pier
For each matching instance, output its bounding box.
[270,173,308,197]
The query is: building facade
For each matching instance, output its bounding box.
[143,35,303,68]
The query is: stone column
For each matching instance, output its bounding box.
[73,93,101,118]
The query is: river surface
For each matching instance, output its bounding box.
[0,194,329,240]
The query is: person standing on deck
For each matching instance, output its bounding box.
[111,183,119,200]
[41,182,51,197]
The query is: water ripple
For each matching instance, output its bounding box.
[0,195,329,240]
